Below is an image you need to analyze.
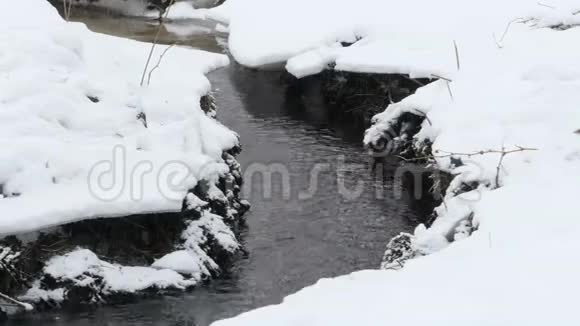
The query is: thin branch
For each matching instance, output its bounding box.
[63,0,73,21]
[397,146,538,162]
[140,29,164,87]
[68,0,73,19]
[495,147,507,187]
[435,146,538,157]
[453,40,461,71]
[62,0,67,20]
[445,81,454,101]
[0,292,31,311]
[493,17,525,48]
[537,2,556,9]
[140,0,176,87]
[430,75,454,101]
[431,74,452,82]
[147,44,175,86]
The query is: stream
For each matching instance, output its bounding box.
[7,9,433,326]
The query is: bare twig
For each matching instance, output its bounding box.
[147,44,175,86]
[140,31,163,86]
[0,292,31,311]
[431,74,452,82]
[435,146,538,158]
[387,91,394,104]
[493,17,525,48]
[445,82,454,101]
[140,0,176,87]
[453,40,461,71]
[397,146,538,162]
[429,74,454,101]
[537,2,556,9]
[62,0,74,21]
[495,146,507,187]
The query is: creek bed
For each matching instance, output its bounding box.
[6,9,435,326]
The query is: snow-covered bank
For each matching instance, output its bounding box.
[1,0,247,309]
[1,0,235,236]
[209,0,580,325]
[211,0,580,76]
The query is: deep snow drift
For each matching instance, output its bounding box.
[1,0,245,305]
[209,0,580,325]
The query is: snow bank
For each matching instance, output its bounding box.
[210,1,580,325]
[366,20,580,255]
[0,0,236,236]
[212,0,580,77]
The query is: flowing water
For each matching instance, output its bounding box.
[7,9,434,326]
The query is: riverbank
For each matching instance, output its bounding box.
[207,0,580,325]
[0,0,248,313]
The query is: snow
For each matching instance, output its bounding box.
[215,24,229,34]
[0,0,236,236]
[153,210,240,280]
[152,250,208,277]
[212,0,580,77]
[185,211,240,253]
[209,0,580,325]
[21,249,196,303]
[165,1,206,20]
[19,285,65,304]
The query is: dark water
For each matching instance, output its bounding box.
[7,9,432,326]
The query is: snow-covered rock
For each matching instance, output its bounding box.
[20,249,196,304]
